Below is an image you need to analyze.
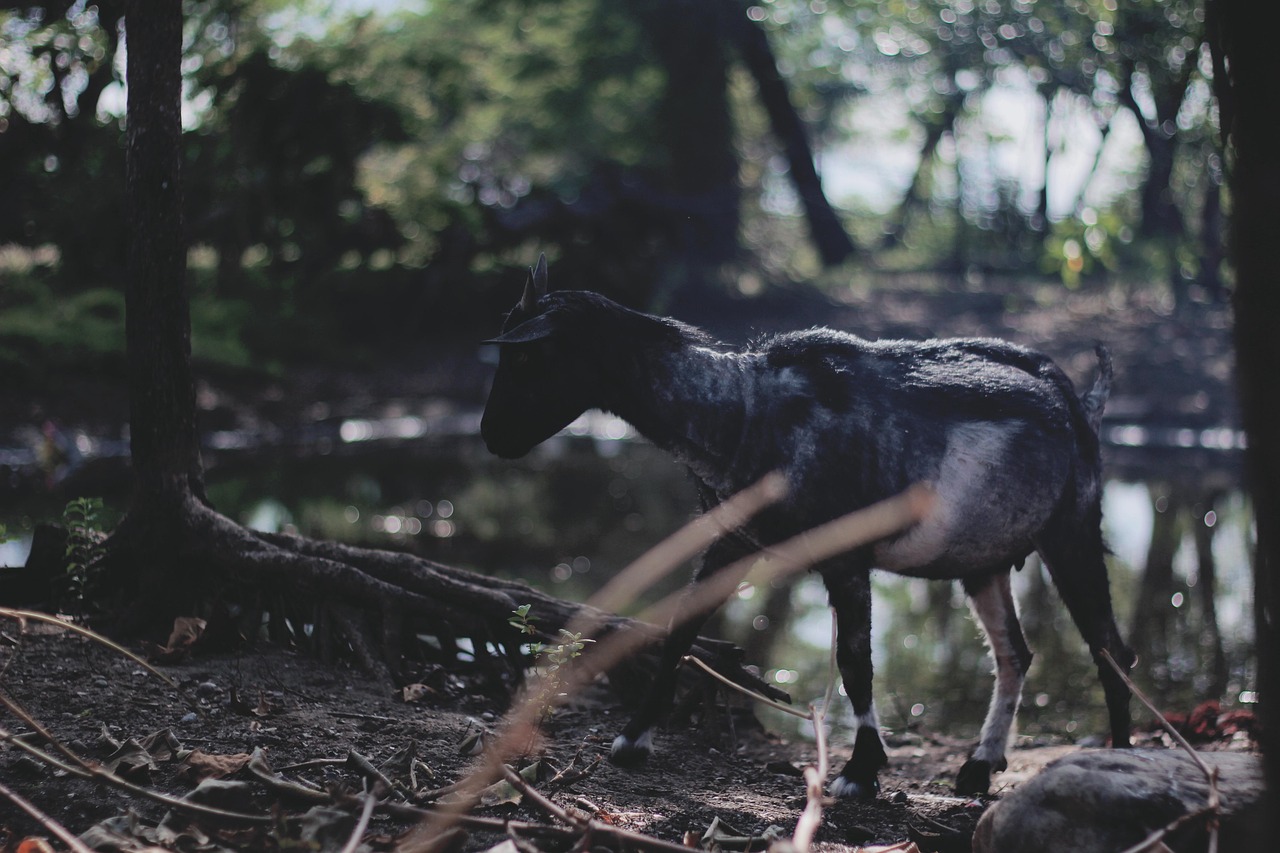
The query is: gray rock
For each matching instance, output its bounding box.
[972,749,1264,853]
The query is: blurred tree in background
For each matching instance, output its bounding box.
[1,0,1225,382]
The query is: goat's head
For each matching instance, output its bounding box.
[480,255,598,459]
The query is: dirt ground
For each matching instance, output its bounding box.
[0,621,1079,852]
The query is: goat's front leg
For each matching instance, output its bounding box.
[822,565,886,800]
[610,534,755,766]
[955,570,1033,795]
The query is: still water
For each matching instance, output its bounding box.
[0,412,1257,744]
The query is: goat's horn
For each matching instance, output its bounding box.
[519,253,549,313]
[532,253,548,295]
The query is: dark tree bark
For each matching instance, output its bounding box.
[121,3,204,505]
[1211,0,1280,840]
[100,1,209,627]
[637,0,740,270]
[1115,52,1195,244]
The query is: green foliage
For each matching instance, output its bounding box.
[61,496,106,611]
[0,274,126,384]
[0,0,1226,381]
[1042,208,1127,287]
[508,604,596,719]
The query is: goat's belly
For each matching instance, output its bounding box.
[871,421,1064,576]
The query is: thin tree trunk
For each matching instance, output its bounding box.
[730,2,856,267]
[642,0,738,268]
[880,105,955,250]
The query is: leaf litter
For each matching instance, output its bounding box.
[1,624,997,852]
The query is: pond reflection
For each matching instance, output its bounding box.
[0,415,1257,744]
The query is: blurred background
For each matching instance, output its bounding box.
[0,0,1249,744]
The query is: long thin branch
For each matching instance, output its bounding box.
[0,720,269,825]
[497,763,711,853]
[682,654,809,719]
[0,607,200,715]
[1101,648,1220,853]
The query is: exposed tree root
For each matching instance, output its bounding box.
[4,495,785,705]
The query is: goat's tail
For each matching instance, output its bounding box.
[1081,344,1112,434]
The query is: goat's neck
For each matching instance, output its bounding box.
[603,343,749,490]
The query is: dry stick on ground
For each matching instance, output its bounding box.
[0,778,97,853]
[495,763,711,853]
[338,793,378,853]
[1102,649,1221,853]
[1,656,267,825]
[686,610,841,853]
[0,719,270,826]
[0,607,203,717]
[415,484,933,846]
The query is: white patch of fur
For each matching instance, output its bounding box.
[854,704,881,735]
[873,422,1012,571]
[610,729,653,757]
[828,774,870,798]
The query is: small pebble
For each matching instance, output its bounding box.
[180,712,198,724]
[195,681,220,699]
[891,790,909,804]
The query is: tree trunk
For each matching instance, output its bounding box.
[1212,0,1280,840]
[639,0,739,270]
[729,2,856,267]
[879,99,957,251]
[99,1,209,629]
[120,1,203,505]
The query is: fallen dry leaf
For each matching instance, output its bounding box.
[144,616,207,663]
[177,749,253,782]
[403,682,434,703]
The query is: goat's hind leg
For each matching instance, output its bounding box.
[956,570,1033,795]
[1036,512,1135,750]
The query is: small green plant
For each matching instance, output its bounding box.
[508,605,595,719]
[62,496,106,610]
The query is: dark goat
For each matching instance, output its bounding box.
[481,257,1133,798]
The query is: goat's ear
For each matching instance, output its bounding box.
[519,253,549,313]
[482,311,557,345]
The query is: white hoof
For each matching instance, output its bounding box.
[609,730,653,766]
[828,774,878,800]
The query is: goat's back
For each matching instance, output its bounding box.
[730,331,1102,576]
